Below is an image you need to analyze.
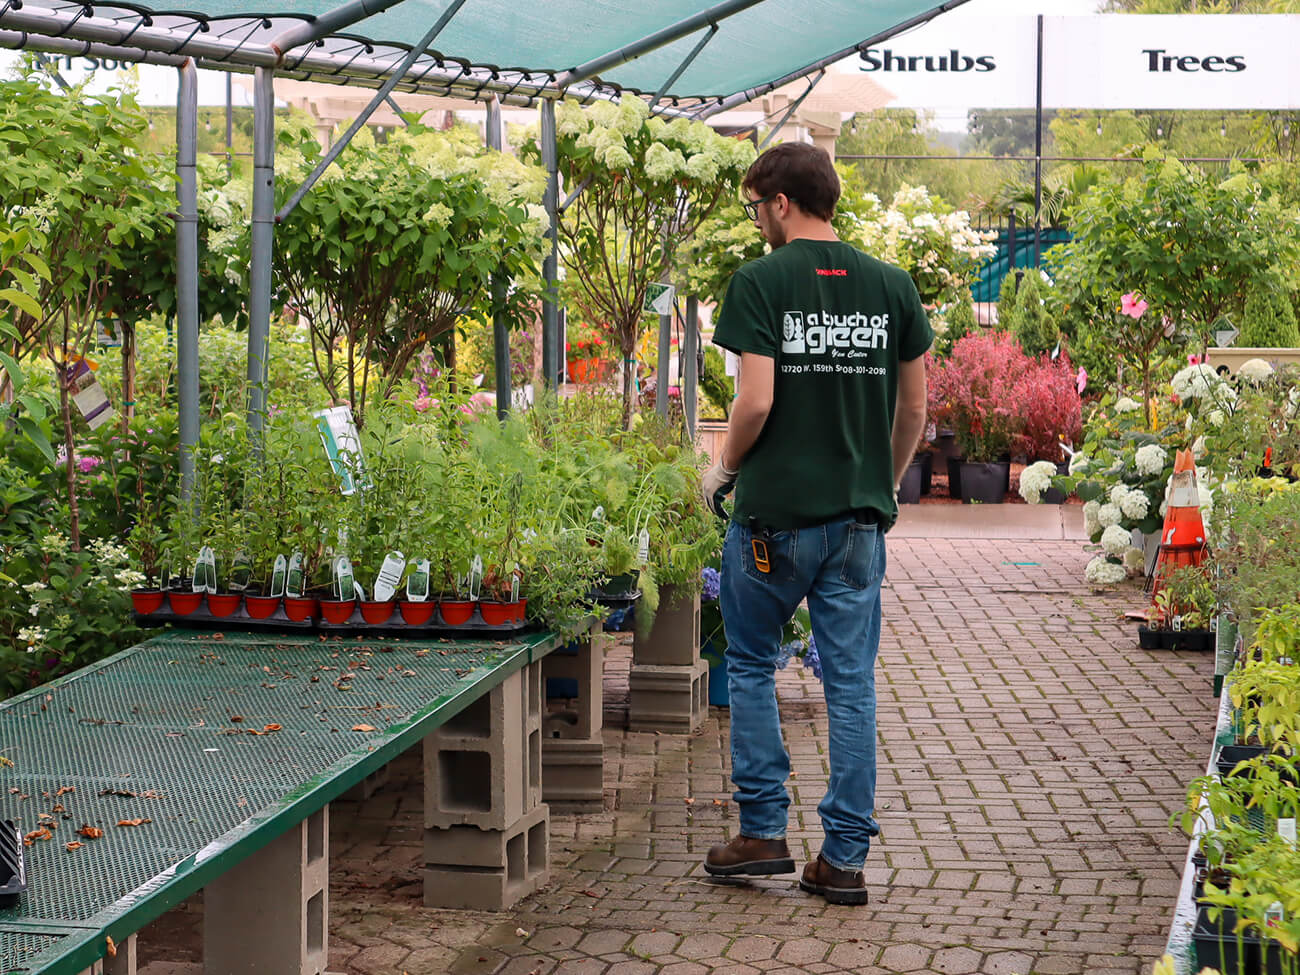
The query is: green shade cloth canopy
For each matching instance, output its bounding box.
[0,0,966,112]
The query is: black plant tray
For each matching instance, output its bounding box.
[134,603,315,632]
[0,820,27,908]
[589,587,640,610]
[315,604,532,638]
[1193,902,1295,975]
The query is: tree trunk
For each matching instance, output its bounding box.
[60,373,81,551]
[620,335,637,430]
[120,322,136,436]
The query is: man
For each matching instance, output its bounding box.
[700,142,930,905]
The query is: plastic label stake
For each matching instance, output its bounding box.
[229,552,251,592]
[406,559,430,602]
[286,551,304,598]
[372,551,406,602]
[468,555,484,601]
[195,547,217,594]
[334,556,355,601]
[1280,818,1297,847]
[637,529,650,565]
[270,555,287,598]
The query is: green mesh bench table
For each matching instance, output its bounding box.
[0,627,580,975]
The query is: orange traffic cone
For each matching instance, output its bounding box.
[1150,448,1206,606]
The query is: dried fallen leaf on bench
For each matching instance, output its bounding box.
[683,798,695,805]
[65,841,83,851]
[24,828,52,844]
[0,757,13,768]
[116,818,151,828]
[230,715,244,722]
[106,936,116,958]
[56,786,75,797]
[351,724,376,732]
[77,825,104,839]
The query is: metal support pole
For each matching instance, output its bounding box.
[275,0,469,223]
[1033,14,1044,268]
[648,24,717,111]
[540,99,560,390]
[176,60,200,499]
[655,300,671,418]
[485,96,511,419]
[225,73,233,176]
[32,51,72,90]
[247,66,275,434]
[684,296,699,440]
[760,70,824,150]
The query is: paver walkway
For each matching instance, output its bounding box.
[136,531,1216,975]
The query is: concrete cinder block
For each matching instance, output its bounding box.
[423,804,549,911]
[632,584,701,667]
[541,738,605,811]
[341,760,391,801]
[542,629,605,741]
[628,658,709,734]
[424,665,543,831]
[204,807,329,975]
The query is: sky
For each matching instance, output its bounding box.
[0,0,1107,108]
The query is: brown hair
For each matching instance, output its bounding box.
[742,142,840,222]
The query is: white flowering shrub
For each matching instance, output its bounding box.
[1085,556,1127,586]
[834,184,996,309]
[1115,397,1143,414]
[1018,460,1058,503]
[1237,358,1274,384]
[1100,524,1132,556]
[1134,444,1168,477]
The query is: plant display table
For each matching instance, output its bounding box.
[0,627,577,975]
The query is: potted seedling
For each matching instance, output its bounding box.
[1162,564,1216,652]
[126,502,168,616]
[479,473,527,626]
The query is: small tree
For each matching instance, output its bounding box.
[524,99,754,428]
[1239,284,1300,348]
[996,270,1021,333]
[1012,271,1057,357]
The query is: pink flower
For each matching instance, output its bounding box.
[1120,292,1148,319]
[414,396,433,413]
[1187,353,1203,365]
[1076,366,1088,395]
[78,456,102,473]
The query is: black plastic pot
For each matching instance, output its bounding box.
[1137,625,1164,650]
[1192,903,1292,975]
[1040,461,1071,504]
[1170,629,1215,652]
[898,458,924,504]
[933,429,959,462]
[1215,743,1299,786]
[0,820,26,908]
[959,461,1010,504]
[946,455,963,499]
[917,451,934,495]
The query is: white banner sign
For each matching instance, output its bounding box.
[853,14,1300,111]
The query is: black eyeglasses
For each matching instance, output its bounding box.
[742,193,778,221]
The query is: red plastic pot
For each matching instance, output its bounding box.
[206,593,242,618]
[167,590,203,616]
[358,600,396,625]
[439,600,475,626]
[398,600,436,625]
[514,598,528,623]
[130,589,165,615]
[319,599,356,625]
[282,596,318,622]
[479,601,516,626]
[244,594,281,620]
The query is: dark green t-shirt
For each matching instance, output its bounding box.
[712,238,932,531]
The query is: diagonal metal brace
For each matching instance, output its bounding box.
[759,69,823,150]
[648,23,716,111]
[276,0,468,222]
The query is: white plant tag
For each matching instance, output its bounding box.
[1279,818,1297,847]
[372,550,406,602]
[334,556,355,601]
[353,580,366,602]
[1266,901,1285,928]
[1171,615,1183,632]
[510,571,520,603]
[406,559,430,601]
[270,555,288,598]
[468,554,484,601]
[637,529,650,565]
[592,505,605,522]
[196,546,217,594]
[229,551,251,592]
[286,551,304,598]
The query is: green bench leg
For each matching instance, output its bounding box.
[203,807,330,975]
[423,661,550,910]
[77,934,136,975]
[542,624,606,811]
[629,585,709,733]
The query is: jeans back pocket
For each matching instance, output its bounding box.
[840,522,882,590]
[741,526,798,584]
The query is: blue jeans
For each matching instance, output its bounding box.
[720,516,886,872]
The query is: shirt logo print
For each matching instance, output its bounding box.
[782,312,806,354]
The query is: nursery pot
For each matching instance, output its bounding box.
[959,461,1009,504]
[479,601,516,626]
[243,594,281,620]
[439,600,475,626]
[946,455,964,500]
[398,600,437,626]
[319,599,356,625]
[358,600,396,625]
[1041,461,1071,505]
[933,428,960,462]
[167,590,203,616]
[703,640,729,708]
[514,598,528,623]
[1170,628,1214,652]
[282,596,317,622]
[897,457,924,505]
[918,450,934,495]
[131,589,165,616]
[205,593,242,618]
[1136,625,1163,650]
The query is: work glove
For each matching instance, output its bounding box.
[701,459,739,519]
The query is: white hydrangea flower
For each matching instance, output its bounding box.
[39,533,68,555]
[17,625,47,650]
[1159,499,1168,517]
[1069,453,1090,475]
[1018,460,1058,504]
[1101,524,1132,556]
[1097,502,1122,528]
[115,568,146,591]
[1237,358,1274,383]
[22,581,47,594]
[421,202,453,230]
[1119,488,1150,521]
[1134,444,1168,477]
[603,145,634,171]
[1115,397,1142,414]
[1171,363,1222,401]
[1083,500,1101,536]
[684,151,721,183]
[1287,387,1300,420]
[1123,546,1147,575]
[1206,409,1225,428]
[1085,556,1127,586]
[644,143,686,182]
[1109,483,1129,505]
[1192,435,1207,459]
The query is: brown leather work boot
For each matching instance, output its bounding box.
[799,854,869,905]
[703,835,795,877]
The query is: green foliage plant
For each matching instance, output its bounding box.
[996,270,1021,336]
[523,99,754,428]
[1240,283,1300,348]
[1011,270,1057,358]
[698,345,734,420]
